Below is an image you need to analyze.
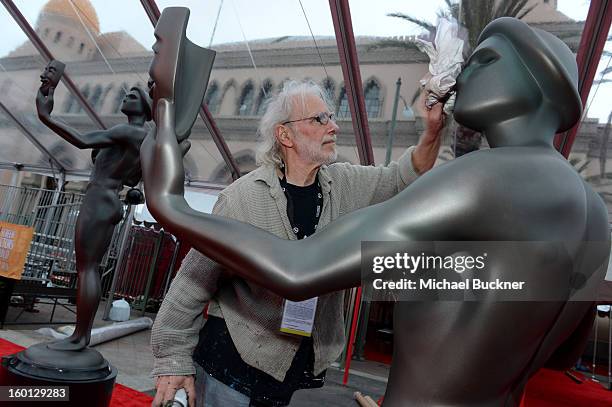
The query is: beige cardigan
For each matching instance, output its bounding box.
[151,147,418,381]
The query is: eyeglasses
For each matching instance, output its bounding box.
[282,112,336,126]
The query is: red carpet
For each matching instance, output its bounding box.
[522,368,612,407]
[0,338,153,406]
[364,345,612,406]
[3,337,612,406]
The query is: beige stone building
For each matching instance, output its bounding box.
[0,0,606,205]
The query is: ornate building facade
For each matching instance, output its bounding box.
[0,0,604,199]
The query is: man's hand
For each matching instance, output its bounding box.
[412,96,446,175]
[152,375,196,407]
[36,87,55,118]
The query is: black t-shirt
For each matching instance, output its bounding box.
[193,176,324,406]
[280,176,322,239]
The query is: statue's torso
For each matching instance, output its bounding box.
[384,147,610,407]
[89,124,148,190]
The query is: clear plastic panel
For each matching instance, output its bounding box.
[0,105,48,168]
[3,1,228,181]
[157,0,360,168]
[348,0,589,166]
[0,4,93,173]
[570,23,612,220]
[13,0,152,118]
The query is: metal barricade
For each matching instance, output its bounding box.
[107,225,180,314]
[0,183,126,288]
[1,183,181,316]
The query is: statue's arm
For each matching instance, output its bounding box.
[36,87,119,149]
[141,99,469,301]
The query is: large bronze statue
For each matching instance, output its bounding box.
[36,66,152,350]
[141,17,610,406]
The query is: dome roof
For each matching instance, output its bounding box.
[42,0,100,35]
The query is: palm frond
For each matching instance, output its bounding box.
[516,4,536,20]
[439,0,460,20]
[386,12,435,32]
[501,0,529,18]
[367,39,419,52]
[594,79,612,85]
[601,66,612,76]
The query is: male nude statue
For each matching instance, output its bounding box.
[36,72,151,350]
[140,17,610,406]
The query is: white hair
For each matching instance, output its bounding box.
[256,79,334,167]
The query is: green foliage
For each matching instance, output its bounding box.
[367,39,419,52]
[379,0,535,52]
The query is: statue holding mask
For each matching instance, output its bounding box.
[141,16,609,407]
[36,67,152,351]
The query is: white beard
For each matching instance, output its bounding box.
[294,133,337,165]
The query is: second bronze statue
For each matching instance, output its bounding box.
[33,5,216,353]
[36,62,152,351]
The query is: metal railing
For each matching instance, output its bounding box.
[0,183,125,289]
[105,225,181,315]
[1,183,182,315]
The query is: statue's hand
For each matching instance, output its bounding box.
[36,87,54,118]
[140,98,186,205]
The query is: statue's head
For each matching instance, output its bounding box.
[148,7,216,139]
[39,60,65,96]
[454,17,581,134]
[121,86,152,121]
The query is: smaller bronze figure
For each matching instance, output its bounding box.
[39,60,65,97]
[36,74,151,351]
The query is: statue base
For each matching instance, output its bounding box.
[0,343,117,407]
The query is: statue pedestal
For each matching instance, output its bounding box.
[0,343,117,407]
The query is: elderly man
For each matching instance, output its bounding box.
[151,80,444,407]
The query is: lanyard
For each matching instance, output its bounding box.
[279,173,323,238]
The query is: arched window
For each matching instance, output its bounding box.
[337,86,351,118]
[78,43,85,54]
[67,36,74,48]
[364,80,381,118]
[205,81,221,114]
[113,83,128,114]
[255,79,273,116]
[100,84,113,112]
[277,78,290,92]
[219,80,237,115]
[322,77,335,102]
[63,94,76,113]
[75,85,90,113]
[237,81,255,116]
[89,85,103,111]
[54,31,62,43]
[43,28,50,38]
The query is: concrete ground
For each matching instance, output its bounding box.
[1,298,389,406]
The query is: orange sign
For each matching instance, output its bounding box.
[0,221,34,280]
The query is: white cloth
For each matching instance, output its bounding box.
[415,17,465,114]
